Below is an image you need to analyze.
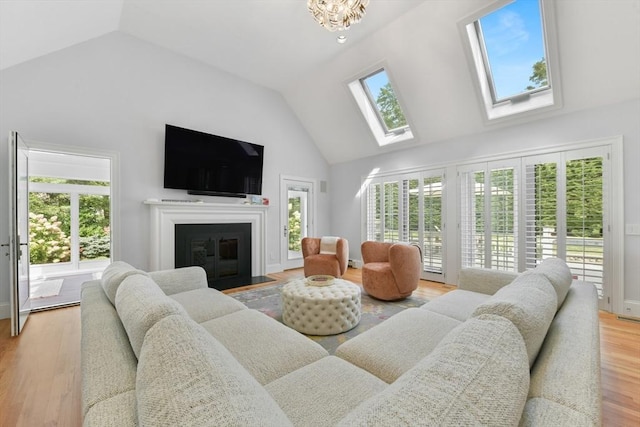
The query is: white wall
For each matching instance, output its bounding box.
[0,32,331,317]
[330,99,640,315]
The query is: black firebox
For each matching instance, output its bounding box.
[174,223,251,291]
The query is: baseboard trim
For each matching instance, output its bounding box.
[266,263,283,275]
[622,299,640,318]
[0,302,10,320]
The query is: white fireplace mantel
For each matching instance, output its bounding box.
[144,200,268,276]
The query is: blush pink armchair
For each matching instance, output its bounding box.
[301,237,349,278]
[361,241,422,301]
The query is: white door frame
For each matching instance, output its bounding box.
[8,131,31,335]
[280,175,316,270]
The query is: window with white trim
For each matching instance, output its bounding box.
[348,68,414,147]
[459,0,561,121]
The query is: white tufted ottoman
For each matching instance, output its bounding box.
[281,278,361,335]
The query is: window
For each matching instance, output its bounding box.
[459,0,561,121]
[349,67,414,147]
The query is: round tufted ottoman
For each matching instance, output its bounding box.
[281,278,361,335]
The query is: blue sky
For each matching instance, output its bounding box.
[479,0,546,100]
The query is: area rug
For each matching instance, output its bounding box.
[30,279,64,298]
[230,283,428,353]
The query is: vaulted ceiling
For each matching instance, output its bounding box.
[2,0,639,164]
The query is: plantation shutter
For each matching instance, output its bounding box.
[565,155,605,287]
[459,162,518,271]
[422,173,444,274]
[490,166,517,270]
[523,155,559,269]
[459,167,485,268]
[383,180,400,241]
[366,182,381,241]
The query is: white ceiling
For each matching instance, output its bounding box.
[2,0,639,164]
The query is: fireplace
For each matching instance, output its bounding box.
[145,200,267,285]
[175,223,251,290]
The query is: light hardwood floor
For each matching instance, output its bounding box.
[0,268,638,426]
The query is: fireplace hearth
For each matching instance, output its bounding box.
[175,223,251,291]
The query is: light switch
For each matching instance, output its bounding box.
[626,224,640,235]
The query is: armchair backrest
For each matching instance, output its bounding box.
[361,241,393,264]
[302,237,349,277]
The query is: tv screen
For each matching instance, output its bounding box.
[164,124,264,197]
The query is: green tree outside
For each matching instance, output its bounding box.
[526,58,548,91]
[376,83,407,131]
[28,178,110,264]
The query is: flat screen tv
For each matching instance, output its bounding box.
[164,124,264,197]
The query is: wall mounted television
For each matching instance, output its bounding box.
[164,124,264,197]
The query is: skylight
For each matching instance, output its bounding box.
[459,0,561,121]
[348,67,414,147]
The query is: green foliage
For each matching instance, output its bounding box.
[80,236,111,260]
[28,180,111,264]
[526,58,548,90]
[29,213,71,264]
[288,198,302,252]
[29,192,71,236]
[376,83,407,131]
[79,195,110,237]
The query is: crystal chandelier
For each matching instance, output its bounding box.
[307,0,370,32]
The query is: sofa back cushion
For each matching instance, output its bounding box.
[115,274,187,359]
[535,257,574,309]
[101,261,148,305]
[136,314,293,427]
[337,314,529,426]
[471,273,557,367]
[458,268,519,295]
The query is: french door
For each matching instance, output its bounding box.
[459,146,611,310]
[365,170,445,282]
[522,147,610,310]
[281,177,314,270]
[8,131,31,335]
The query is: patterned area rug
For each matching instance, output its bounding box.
[230,282,428,354]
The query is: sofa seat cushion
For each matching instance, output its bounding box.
[266,356,388,426]
[420,289,491,322]
[526,282,601,425]
[336,308,461,383]
[472,273,557,367]
[115,274,188,358]
[136,314,293,427]
[83,390,137,427]
[200,309,328,385]
[100,261,148,305]
[80,282,137,417]
[534,257,574,309]
[520,397,597,427]
[337,314,530,427]
[169,288,246,323]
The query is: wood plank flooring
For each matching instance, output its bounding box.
[0,268,638,426]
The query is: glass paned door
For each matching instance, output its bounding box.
[523,147,608,308]
[9,131,31,335]
[459,161,518,271]
[281,178,314,270]
[364,171,445,281]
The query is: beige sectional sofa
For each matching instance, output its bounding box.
[81,258,600,426]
